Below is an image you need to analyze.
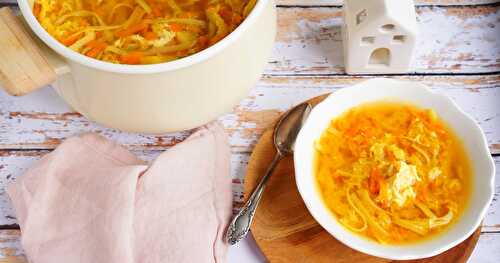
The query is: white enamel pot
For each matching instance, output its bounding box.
[0,0,276,133]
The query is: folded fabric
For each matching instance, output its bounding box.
[7,123,232,263]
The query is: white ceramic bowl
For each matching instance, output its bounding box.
[294,78,495,260]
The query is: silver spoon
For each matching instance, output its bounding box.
[226,102,312,245]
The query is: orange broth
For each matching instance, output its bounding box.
[314,102,471,244]
[33,0,256,64]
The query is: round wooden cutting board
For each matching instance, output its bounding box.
[243,94,481,263]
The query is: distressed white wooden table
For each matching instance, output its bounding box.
[0,0,499,262]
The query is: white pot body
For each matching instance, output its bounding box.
[18,0,276,133]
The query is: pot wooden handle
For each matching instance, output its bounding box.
[0,7,56,96]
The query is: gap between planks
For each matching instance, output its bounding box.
[0,226,500,262]
[0,152,499,232]
[0,0,499,7]
[0,0,496,261]
[267,5,500,75]
[0,4,499,75]
[0,75,498,154]
[1,73,498,229]
[276,0,500,7]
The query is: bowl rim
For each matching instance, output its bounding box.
[17,0,270,74]
[293,78,495,260]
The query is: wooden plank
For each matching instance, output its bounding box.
[276,0,500,6]
[0,231,499,262]
[466,232,500,263]
[1,0,498,7]
[0,5,498,75]
[229,75,500,154]
[1,75,498,153]
[483,157,500,233]
[268,5,500,74]
[0,230,24,263]
[0,149,250,226]
[0,151,498,230]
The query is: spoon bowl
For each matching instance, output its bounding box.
[274,103,312,155]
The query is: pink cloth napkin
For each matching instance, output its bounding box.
[7,123,232,263]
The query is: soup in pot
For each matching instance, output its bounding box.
[33,0,256,64]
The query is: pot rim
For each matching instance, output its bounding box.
[18,0,270,74]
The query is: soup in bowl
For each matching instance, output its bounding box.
[314,101,471,244]
[294,78,495,260]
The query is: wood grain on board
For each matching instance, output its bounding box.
[1,233,499,263]
[0,231,491,262]
[0,230,484,263]
[245,122,481,263]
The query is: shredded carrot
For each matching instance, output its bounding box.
[60,33,84,46]
[140,26,149,35]
[169,23,183,32]
[86,49,100,58]
[146,0,162,17]
[120,51,144,64]
[85,40,107,49]
[142,31,157,40]
[369,168,382,195]
[115,22,149,38]
[209,34,226,45]
[232,14,243,25]
[219,7,233,23]
[33,3,42,18]
[197,35,209,48]
[35,0,255,64]
[346,126,359,137]
[86,46,105,58]
[84,40,107,58]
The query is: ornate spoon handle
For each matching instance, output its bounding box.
[226,153,283,245]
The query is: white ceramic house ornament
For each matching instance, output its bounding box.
[342,0,418,74]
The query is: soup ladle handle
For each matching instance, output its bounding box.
[226,153,283,245]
